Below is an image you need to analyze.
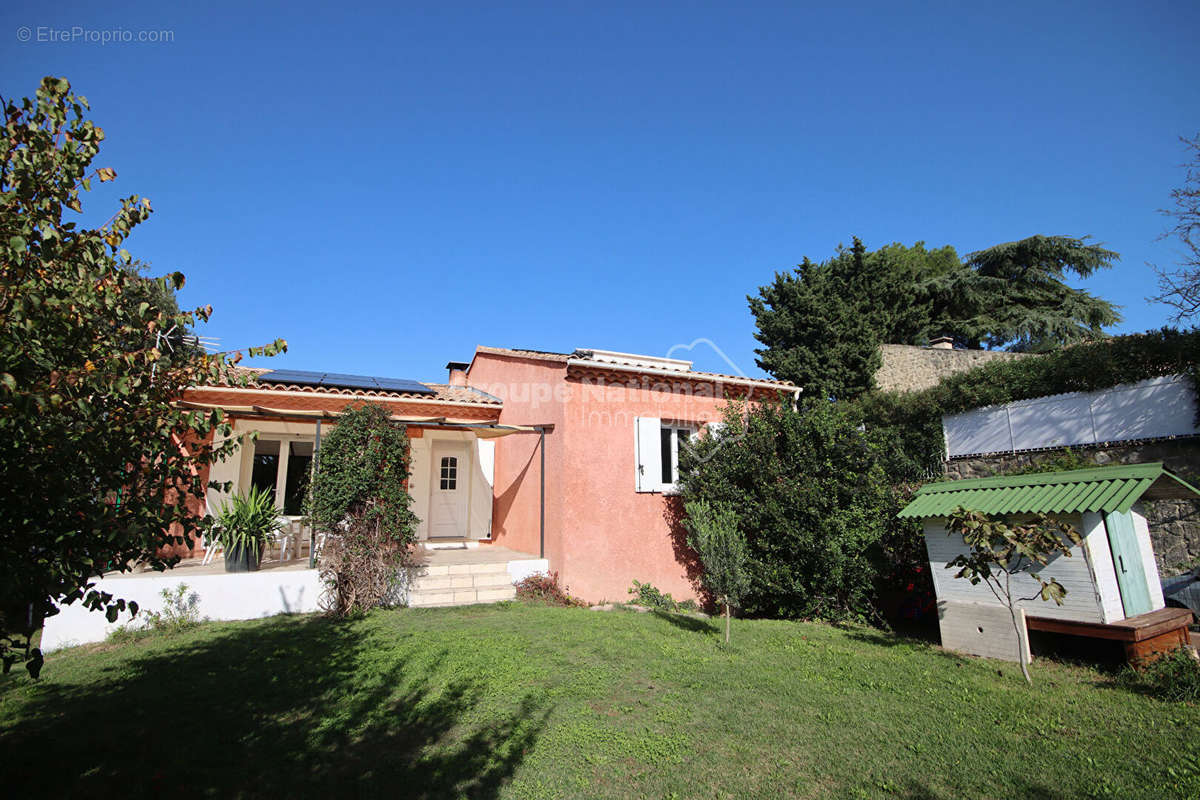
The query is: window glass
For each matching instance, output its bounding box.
[660,427,673,484]
[250,439,280,499]
[657,424,697,488]
[283,441,314,515]
[440,456,458,490]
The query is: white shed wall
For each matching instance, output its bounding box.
[1080,511,1125,623]
[923,517,1106,623]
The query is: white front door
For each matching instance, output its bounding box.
[429,442,470,539]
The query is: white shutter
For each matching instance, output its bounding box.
[470,439,495,540]
[205,434,242,516]
[634,417,661,492]
[475,439,495,488]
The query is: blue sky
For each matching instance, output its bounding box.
[4,1,1198,382]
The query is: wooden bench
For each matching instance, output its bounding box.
[1026,607,1195,665]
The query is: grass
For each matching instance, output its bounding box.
[2,603,1197,799]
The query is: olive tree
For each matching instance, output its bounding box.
[684,498,750,643]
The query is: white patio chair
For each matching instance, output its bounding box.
[269,516,295,563]
[201,529,224,566]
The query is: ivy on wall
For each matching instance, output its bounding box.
[857,327,1200,469]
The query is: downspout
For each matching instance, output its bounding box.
[309,418,321,569]
[539,427,545,559]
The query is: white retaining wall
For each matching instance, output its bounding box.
[41,568,324,652]
[507,558,550,583]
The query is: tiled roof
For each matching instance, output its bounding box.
[224,368,501,405]
[475,346,798,391]
[474,346,571,362]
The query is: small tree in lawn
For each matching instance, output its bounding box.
[684,499,750,644]
[306,403,418,617]
[945,507,1081,684]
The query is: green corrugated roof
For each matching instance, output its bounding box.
[898,463,1200,519]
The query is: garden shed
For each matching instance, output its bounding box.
[899,463,1199,662]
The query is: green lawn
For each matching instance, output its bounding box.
[2,603,1196,799]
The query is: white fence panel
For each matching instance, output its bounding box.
[943,375,1197,457]
[1091,377,1196,442]
[1007,393,1095,450]
[942,406,1011,458]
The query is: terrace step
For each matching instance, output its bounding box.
[411,572,514,592]
[413,561,509,577]
[408,585,516,608]
[407,564,516,607]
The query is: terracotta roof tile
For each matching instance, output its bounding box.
[474,346,571,362]
[475,346,797,391]
[220,367,501,405]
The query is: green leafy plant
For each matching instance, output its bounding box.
[515,572,583,607]
[627,580,679,611]
[305,404,418,617]
[945,507,1082,684]
[142,584,203,633]
[213,486,284,570]
[683,500,750,643]
[108,583,204,642]
[1118,646,1200,703]
[678,398,915,623]
[0,77,285,677]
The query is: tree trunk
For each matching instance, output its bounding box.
[724,601,731,644]
[1007,601,1032,685]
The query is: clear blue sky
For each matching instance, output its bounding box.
[4,1,1198,381]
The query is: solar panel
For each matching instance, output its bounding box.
[257,370,436,395]
[320,372,379,390]
[375,376,435,393]
[260,369,325,385]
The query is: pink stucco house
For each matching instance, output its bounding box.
[180,345,798,603]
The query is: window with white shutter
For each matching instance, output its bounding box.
[635,417,698,493]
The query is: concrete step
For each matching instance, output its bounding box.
[408,585,516,608]
[413,561,509,577]
[411,572,514,592]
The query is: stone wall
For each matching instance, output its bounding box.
[945,439,1200,577]
[875,344,1030,394]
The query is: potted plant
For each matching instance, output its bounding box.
[213,486,284,572]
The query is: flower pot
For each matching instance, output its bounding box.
[224,541,261,573]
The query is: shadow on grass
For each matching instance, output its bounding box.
[1,615,549,798]
[885,776,1076,800]
[842,627,934,650]
[650,609,719,636]
[842,627,974,668]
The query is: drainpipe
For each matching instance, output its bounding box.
[309,418,322,569]
[539,427,546,559]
